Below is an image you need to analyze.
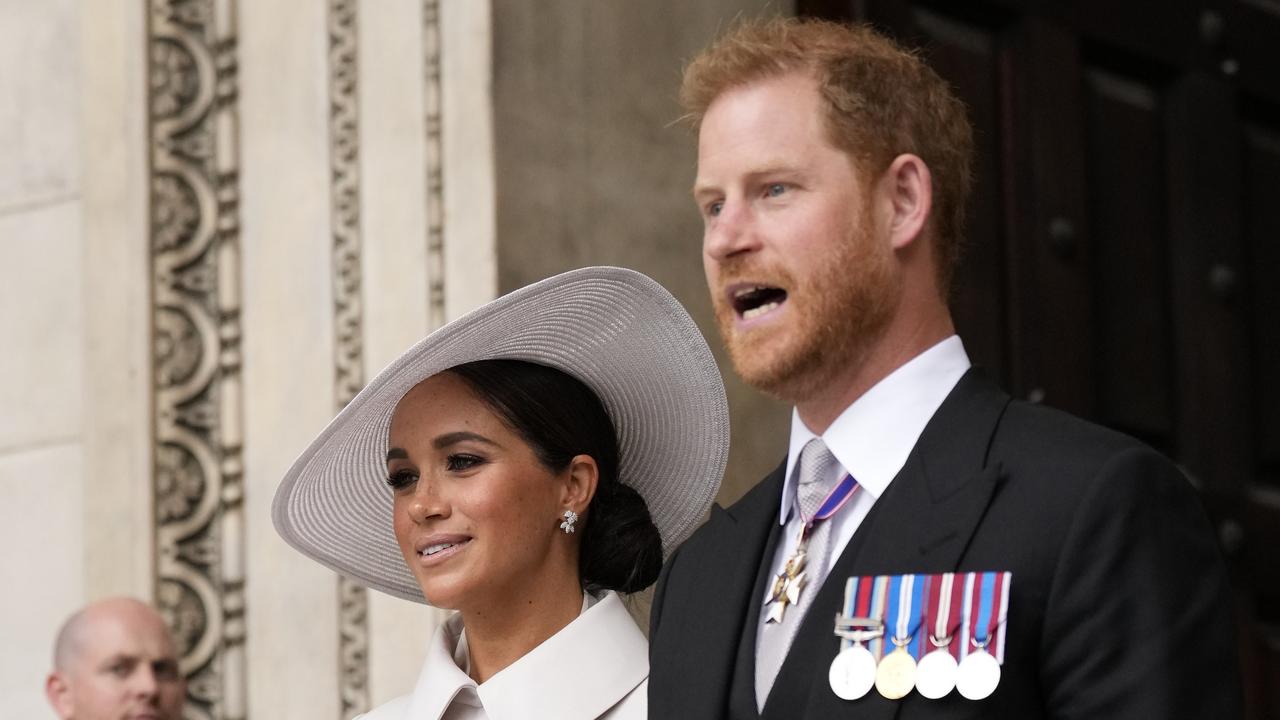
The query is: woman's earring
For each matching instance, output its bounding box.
[559,509,578,534]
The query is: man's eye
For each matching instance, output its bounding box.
[153,661,180,681]
[446,454,483,472]
[707,200,724,217]
[765,183,787,197]
[385,469,418,490]
[109,661,132,677]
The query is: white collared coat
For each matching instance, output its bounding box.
[357,591,647,720]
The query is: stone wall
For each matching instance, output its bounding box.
[0,1,790,716]
[0,1,90,716]
[493,0,793,508]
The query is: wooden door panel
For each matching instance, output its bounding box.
[1081,67,1175,449]
[907,7,1010,383]
[1165,72,1253,499]
[1244,121,1280,483]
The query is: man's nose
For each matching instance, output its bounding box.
[131,666,160,696]
[704,202,760,262]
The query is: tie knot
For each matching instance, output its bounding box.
[795,438,839,521]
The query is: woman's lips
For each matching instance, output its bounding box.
[414,536,472,566]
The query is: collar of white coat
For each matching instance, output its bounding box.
[406,590,648,720]
[779,335,972,526]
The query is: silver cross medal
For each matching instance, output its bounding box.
[764,533,809,624]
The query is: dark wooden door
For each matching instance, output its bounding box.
[799,1,1280,717]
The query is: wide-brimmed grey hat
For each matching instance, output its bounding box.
[272,266,729,603]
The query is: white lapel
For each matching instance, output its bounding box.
[402,591,648,720]
[478,591,648,719]
[404,612,478,719]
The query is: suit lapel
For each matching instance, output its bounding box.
[667,463,785,719]
[762,369,1012,720]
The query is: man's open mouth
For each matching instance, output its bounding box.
[732,285,788,320]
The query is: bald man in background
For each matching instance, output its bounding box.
[45,597,186,720]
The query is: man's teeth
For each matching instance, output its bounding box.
[734,285,769,299]
[742,301,781,320]
[424,542,457,556]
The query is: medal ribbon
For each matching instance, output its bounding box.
[924,572,967,660]
[800,473,859,541]
[837,574,881,651]
[869,575,890,658]
[837,572,1012,664]
[896,571,926,655]
[886,574,927,659]
[963,571,1011,663]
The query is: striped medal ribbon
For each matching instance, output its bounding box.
[956,571,1011,700]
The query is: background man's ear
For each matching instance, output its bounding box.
[881,153,932,250]
[46,673,74,720]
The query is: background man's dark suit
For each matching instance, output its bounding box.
[649,369,1240,719]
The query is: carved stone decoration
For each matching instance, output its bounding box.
[147,1,247,719]
[423,0,446,327]
[329,1,371,717]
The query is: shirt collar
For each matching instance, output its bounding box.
[407,590,648,720]
[780,335,971,525]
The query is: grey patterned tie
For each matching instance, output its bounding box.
[755,437,841,709]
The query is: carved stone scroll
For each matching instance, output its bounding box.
[147,1,246,718]
[329,1,371,717]
[424,0,446,326]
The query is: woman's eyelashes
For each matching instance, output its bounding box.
[386,468,418,490]
[385,452,486,489]
[445,453,484,472]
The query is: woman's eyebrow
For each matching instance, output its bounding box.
[386,447,409,462]
[433,431,499,450]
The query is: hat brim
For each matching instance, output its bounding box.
[271,267,729,603]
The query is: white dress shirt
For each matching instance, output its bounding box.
[755,336,971,653]
[359,590,648,720]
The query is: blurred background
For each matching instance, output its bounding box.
[1,0,1276,718]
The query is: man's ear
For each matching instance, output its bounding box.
[46,672,74,720]
[561,455,600,515]
[879,153,933,250]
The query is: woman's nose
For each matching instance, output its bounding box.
[408,479,447,522]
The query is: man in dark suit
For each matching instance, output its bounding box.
[649,17,1241,719]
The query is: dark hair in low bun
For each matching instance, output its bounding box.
[447,359,663,594]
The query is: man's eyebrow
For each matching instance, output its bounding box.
[432,431,499,450]
[692,165,804,197]
[96,653,136,668]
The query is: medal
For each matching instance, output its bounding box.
[915,572,963,699]
[955,571,1010,701]
[874,574,925,700]
[829,643,878,700]
[875,643,917,699]
[763,531,808,624]
[763,474,859,624]
[956,644,1000,700]
[916,641,960,699]
[829,576,884,700]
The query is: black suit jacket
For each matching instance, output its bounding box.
[649,369,1241,719]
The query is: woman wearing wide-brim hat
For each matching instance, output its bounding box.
[273,267,729,719]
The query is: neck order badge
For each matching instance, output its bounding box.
[763,474,859,624]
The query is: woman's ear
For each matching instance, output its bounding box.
[562,454,599,513]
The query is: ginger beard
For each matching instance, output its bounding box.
[711,211,900,406]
